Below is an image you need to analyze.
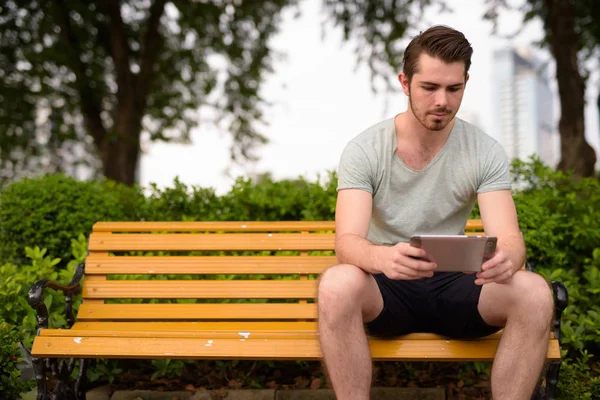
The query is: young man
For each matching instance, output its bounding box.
[317,25,554,400]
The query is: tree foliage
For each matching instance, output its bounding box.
[0,0,435,185]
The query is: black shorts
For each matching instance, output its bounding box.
[365,272,501,339]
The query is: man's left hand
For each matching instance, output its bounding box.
[474,250,516,285]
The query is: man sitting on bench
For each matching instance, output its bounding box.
[317,25,554,400]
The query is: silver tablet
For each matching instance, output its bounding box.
[409,235,497,272]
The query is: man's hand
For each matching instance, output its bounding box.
[474,250,516,285]
[381,243,438,280]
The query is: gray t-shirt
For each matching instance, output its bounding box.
[337,117,511,246]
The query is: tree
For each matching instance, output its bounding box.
[0,0,437,186]
[486,0,598,177]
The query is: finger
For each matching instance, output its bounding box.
[390,262,435,279]
[386,271,429,281]
[399,255,437,271]
[475,265,512,285]
[401,243,429,259]
[481,251,507,271]
[476,268,503,282]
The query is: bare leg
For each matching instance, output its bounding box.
[317,264,384,400]
[478,271,554,400]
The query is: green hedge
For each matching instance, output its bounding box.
[0,174,147,265]
[0,172,338,268]
[0,159,599,397]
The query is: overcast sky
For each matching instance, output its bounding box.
[140,0,600,194]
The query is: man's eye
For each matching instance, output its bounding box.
[448,88,459,92]
[422,87,435,91]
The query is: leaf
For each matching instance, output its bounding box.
[43,294,52,310]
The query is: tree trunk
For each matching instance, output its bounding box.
[99,105,142,186]
[544,0,597,177]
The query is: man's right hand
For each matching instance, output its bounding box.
[381,242,437,280]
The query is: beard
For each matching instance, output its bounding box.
[409,96,455,131]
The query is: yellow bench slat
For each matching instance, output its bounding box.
[88,233,335,251]
[41,322,555,342]
[76,303,318,320]
[57,321,316,334]
[85,256,336,274]
[464,219,484,231]
[92,220,483,233]
[31,336,561,361]
[82,280,317,299]
[93,221,336,233]
[43,321,514,341]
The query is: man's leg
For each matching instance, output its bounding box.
[478,270,554,399]
[317,264,384,400]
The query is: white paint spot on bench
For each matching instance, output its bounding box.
[268,233,273,237]
[74,337,82,344]
[205,340,214,347]
[239,332,251,339]
[241,224,247,228]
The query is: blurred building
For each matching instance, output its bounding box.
[492,47,558,167]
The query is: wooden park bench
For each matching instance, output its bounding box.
[27,219,567,400]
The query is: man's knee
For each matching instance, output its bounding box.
[511,271,554,323]
[317,264,372,314]
[318,264,370,301]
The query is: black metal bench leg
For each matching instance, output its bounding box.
[30,356,87,400]
[544,361,561,400]
[32,356,49,400]
[74,359,88,400]
[532,384,545,400]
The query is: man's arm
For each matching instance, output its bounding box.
[335,189,435,279]
[476,189,526,285]
[335,189,384,274]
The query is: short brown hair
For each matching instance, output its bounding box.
[402,25,473,82]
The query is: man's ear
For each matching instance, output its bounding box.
[465,73,470,85]
[398,72,410,96]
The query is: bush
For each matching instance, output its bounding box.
[510,157,600,273]
[557,350,600,399]
[0,236,87,348]
[0,174,147,266]
[145,172,337,222]
[0,320,35,398]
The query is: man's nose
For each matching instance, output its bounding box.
[434,90,448,108]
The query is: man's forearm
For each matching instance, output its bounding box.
[499,233,527,273]
[335,233,389,274]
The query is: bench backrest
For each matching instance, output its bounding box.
[80,220,485,323]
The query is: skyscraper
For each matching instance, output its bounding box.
[492,47,558,167]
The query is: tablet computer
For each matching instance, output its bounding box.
[409,235,497,272]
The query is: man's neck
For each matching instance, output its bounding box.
[394,111,455,148]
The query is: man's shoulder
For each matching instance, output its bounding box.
[348,117,395,148]
[454,117,500,149]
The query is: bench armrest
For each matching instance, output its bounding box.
[550,281,568,342]
[525,261,535,272]
[27,263,85,335]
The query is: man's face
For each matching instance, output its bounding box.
[400,53,468,131]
